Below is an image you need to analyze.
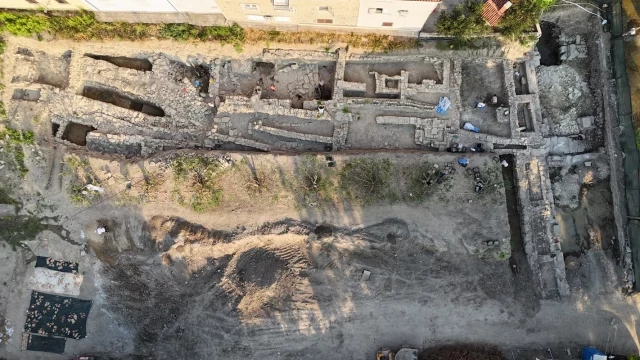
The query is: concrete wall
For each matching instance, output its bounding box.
[356,0,438,30]
[83,0,175,12]
[0,0,87,10]
[93,11,226,25]
[216,0,359,27]
[86,0,226,25]
[84,0,222,14]
[170,0,221,13]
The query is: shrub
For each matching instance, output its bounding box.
[0,12,49,36]
[296,155,335,206]
[171,156,224,213]
[159,23,199,41]
[339,158,392,204]
[498,0,553,41]
[436,1,490,40]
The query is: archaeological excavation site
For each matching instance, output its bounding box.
[0,5,639,360]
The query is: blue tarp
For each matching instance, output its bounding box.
[582,347,605,360]
[435,97,451,114]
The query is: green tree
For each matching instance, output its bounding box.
[436,1,490,40]
[498,0,554,41]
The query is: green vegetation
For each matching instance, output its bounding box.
[0,10,420,51]
[296,155,335,206]
[171,155,224,213]
[0,187,16,204]
[436,1,490,45]
[0,215,43,250]
[0,10,246,43]
[498,0,553,43]
[339,158,393,204]
[478,162,504,199]
[406,161,453,203]
[63,154,89,174]
[436,0,551,45]
[342,107,351,114]
[0,127,35,177]
[68,183,92,206]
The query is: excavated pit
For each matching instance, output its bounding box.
[62,123,96,146]
[537,21,561,66]
[84,54,152,72]
[12,89,40,101]
[81,85,165,117]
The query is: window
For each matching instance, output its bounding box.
[273,0,292,10]
[319,6,330,11]
[382,22,393,27]
[247,15,266,21]
[368,8,384,14]
[55,0,68,3]
[241,3,259,10]
[25,0,38,3]
[274,16,291,22]
[398,10,408,16]
[317,19,333,24]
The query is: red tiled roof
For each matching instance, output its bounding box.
[482,0,511,27]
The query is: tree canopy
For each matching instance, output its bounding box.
[436,1,490,39]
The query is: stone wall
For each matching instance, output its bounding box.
[514,154,570,298]
[254,124,333,144]
[215,96,331,120]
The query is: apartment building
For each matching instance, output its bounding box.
[216,0,437,34]
[215,0,360,28]
[357,0,439,31]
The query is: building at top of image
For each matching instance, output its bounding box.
[0,0,441,35]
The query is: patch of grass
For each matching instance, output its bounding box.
[64,154,89,171]
[0,215,43,250]
[159,23,199,41]
[0,187,16,204]
[295,155,335,206]
[406,161,453,203]
[0,127,34,177]
[233,41,243,53]
[342,107,350,114]
[171,155,224,213]
[0,12,49,36]
[68,183,93,206]
[339,158,393,204]
[0,10,419,51]
[478,162,504,199]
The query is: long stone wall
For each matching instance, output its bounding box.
[254,125,333,144]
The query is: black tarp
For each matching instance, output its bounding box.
[35,256,79,273]
[22,333,66,354]
[23,291,92,339]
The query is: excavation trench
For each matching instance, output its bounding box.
[85,54,152,71]
[500,154,526,275]
[81,85,165,117]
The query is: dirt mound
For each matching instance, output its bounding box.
[232,248,286,287]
